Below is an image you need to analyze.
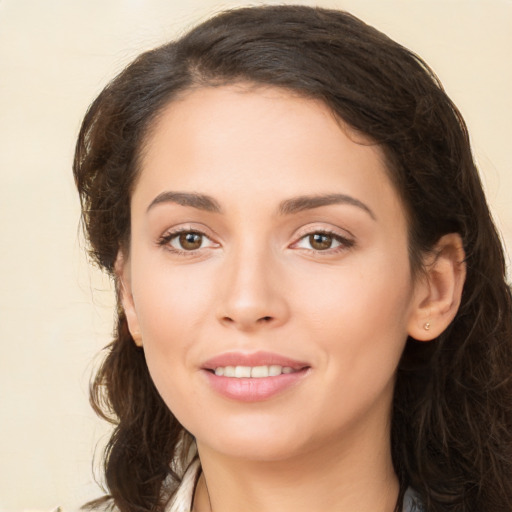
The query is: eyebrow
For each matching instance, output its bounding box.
[147,191,222,213]
[278,193,376,220]
[147,191,375,220]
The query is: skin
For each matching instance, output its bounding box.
[118,85,465,512]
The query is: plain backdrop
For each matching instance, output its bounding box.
[0,0,511,510]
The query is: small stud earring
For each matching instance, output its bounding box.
[424,322,431,331]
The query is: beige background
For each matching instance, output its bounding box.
[0,0,510,510]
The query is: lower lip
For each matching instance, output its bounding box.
[202,369,309,402]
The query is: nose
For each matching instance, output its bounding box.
[216,245,290,332]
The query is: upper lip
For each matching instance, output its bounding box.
[201,351,310,371]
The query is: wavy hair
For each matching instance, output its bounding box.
[74,5,512,511]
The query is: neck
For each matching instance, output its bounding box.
[192,424,399,512]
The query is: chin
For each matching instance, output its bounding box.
[202,434,308,462]
[190,413,320,462]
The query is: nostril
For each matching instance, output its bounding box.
[219,314,277,328]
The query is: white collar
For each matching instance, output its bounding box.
[166,458,201,512]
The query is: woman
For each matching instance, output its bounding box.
[74,5,512,512]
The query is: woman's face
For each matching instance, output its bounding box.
[120,85,423,461]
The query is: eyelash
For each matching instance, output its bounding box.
[291,229,355,254]
[157,228,217,257]
[157,228,355,256]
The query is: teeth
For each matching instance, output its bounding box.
[235,366,251,378]
[269,365,282,376]
[213,365,297,378]
[224,366,235,377]
[250,365,269,378]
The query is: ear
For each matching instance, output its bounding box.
[407,233,466,341]
[115,250,143,347]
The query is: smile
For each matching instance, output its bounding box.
[213,365,297,378]
[201,351,310,401]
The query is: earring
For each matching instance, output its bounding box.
[424,322,431,331]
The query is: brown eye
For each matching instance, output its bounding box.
[160,229,218,254]
[293,231,351,253]
[308,233,334,250]
[178,232,204,250]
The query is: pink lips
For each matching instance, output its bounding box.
[201,351,310,402]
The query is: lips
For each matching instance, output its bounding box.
[200,351,310,402]
[201,351,309,371]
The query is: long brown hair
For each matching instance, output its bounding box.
[74,5,512,511]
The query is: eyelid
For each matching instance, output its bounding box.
[294,220,354,236]
[157,225,220,254]
[289,225,355,253]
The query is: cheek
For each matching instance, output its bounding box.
[295,253,413,378]
[135,282,205,428]
[130,259,218,400]
[133,257,215,339]
[298,255,412,328]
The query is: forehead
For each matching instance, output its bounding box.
[135,84,403,224]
